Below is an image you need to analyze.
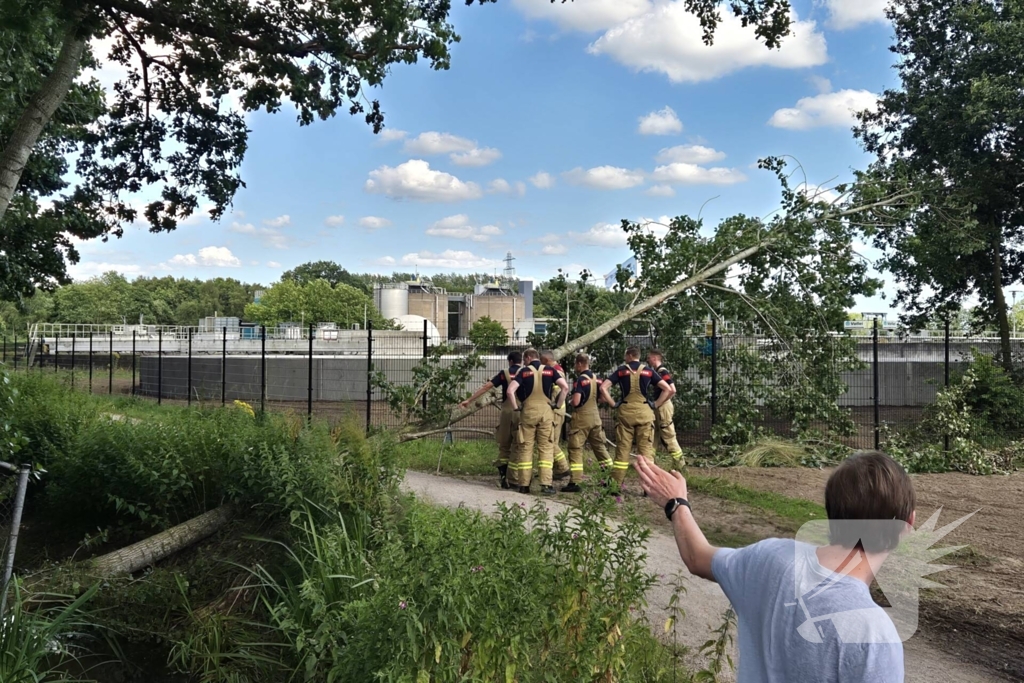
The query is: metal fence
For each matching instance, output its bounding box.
[9,323,1024,452]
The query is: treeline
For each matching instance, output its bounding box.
[0,262,529,331]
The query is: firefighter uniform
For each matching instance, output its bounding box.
[509,360,563,488]
[549,364,571,478]
[493,364,523,484]
[651,363,684,465]
[608,361,656,484]
[567,369,611,482]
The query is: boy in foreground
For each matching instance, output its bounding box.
[635,451,910,683]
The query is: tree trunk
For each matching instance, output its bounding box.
[440,239,774,427]
[86,505,235,577]
[0,26,87,222]
[991,229,1014,371]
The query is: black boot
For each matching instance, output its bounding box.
[539,485,557,496]
[518,485,531,494]
[562,482,582,493]
[498,465,510,490]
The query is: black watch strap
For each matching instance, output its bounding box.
[664,497,691,520]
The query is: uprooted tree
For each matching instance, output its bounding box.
[390,160,916,442]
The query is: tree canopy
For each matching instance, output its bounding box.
[467,316,507,350]
[243,278,386,329]
[856,0,1024,367]
[0,0,797,298]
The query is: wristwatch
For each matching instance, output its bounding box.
[664,498,691,520]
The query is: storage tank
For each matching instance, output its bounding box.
[374,283,410,320]
[394,314,442,345]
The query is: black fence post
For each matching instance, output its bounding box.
[260,325,266,414]
[187,329,193,407]
[366,321,373,434]
[54,334,58,373]
[157,329,163,405]
[109,330,114,395]
[221,326,227,406]
[88,333,93,394]
[307,324,314,420]
[944,319,951,452]
[12,334,15,371]
[873,318,880,450]
[70,333,76,389]
[422,319,429,413]
[710,319,718,427]
[131,330,136,396]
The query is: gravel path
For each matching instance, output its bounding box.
[402,470,1006,683]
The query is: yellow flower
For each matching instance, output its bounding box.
[233,400,255,418]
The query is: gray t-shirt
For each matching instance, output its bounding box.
[711,538,904,683]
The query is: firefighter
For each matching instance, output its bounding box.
[599,347,672,486]
[540,350,572,482]
[646,349,684,467]
[507,348,569,495]
[563,353,611,493]
[460,350,523,489]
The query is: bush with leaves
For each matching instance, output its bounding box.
[371,344,484,428]
[467,315,508,351]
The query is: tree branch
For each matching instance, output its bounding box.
[95,0,422,60]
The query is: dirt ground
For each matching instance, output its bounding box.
[696,466,1024,680]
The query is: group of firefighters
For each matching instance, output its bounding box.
[460,346,684,495]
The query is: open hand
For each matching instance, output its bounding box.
[633,456,688,508]
[458,400,470,409]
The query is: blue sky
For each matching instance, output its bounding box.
[73,0,899,311]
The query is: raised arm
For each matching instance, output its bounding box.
[634,456,718,581]
[459,381,494,408]
[506,380,521,411]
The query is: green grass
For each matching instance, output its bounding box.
[393,438,508,476]
[685,474,826,532]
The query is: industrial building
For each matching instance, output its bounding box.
[373,254,540,342]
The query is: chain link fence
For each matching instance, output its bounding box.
[11,323,1024,452]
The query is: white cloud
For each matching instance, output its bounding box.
[638,106,683,135]
[510,0,652,32]
[529,171,555,189]
[371,256,398,267]
[364,160,483,202]
[228,221,290,249]
[645,184,676,197]
[359,216,392,230]
[324,215,345,227]
[266,261,282,268]
[488,178,527,196]
[165,246,241,269]
[563,165,645,190]
[393,249,502,269]
[379,128,408,142]
[569,222,628,248]
[425,214,503,242]
[403,132,477,155]
[588,7,827,83]
[542,243,568,255]
[655,144,726,164]
[650,162,747,185]
[451,147,503,167]
[824,0,888,30]
[768,89,878,130]
[263,214,291,228]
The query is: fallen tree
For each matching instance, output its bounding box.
[394,161,916,441]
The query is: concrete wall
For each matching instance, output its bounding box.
[139,355,499,402]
